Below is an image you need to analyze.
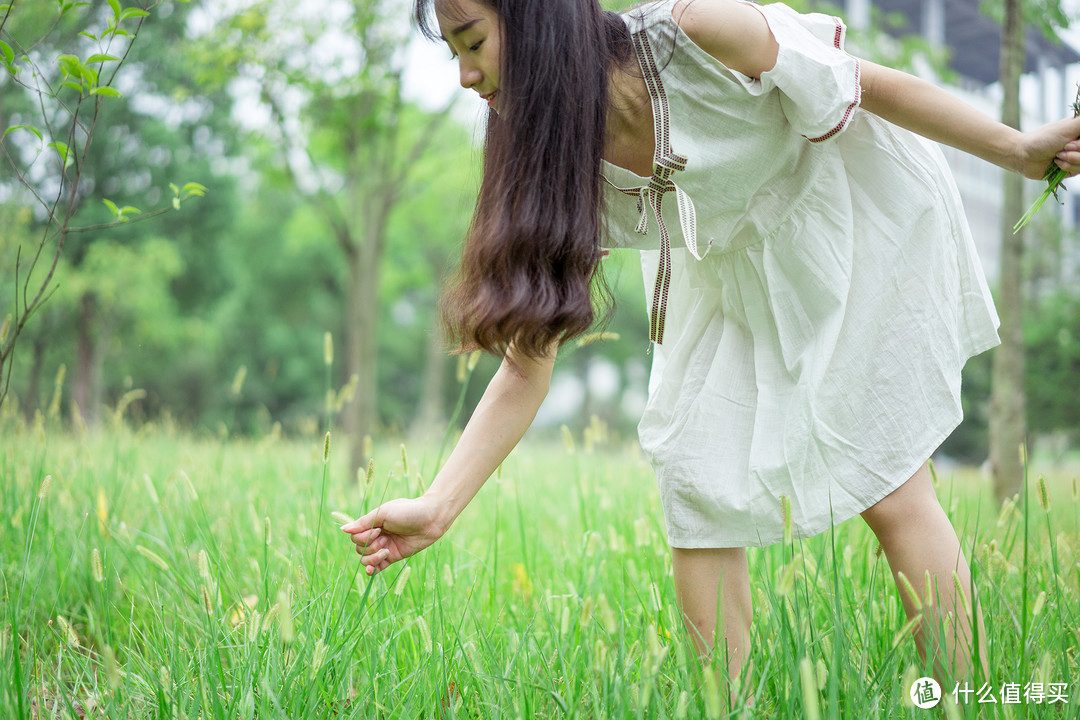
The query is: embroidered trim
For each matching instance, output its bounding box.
[807,55,861,144]
[623,28,693,345]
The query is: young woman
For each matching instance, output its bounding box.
[342,0,1080,686]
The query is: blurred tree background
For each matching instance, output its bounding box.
[2,0,1079,463]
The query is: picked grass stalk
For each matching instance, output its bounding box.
[1014,84,1080,233]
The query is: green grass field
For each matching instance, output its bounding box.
[1,407,1078,718]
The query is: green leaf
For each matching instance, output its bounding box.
[48,141,73,169]
[78,31,99,41]
[106,0,121,19]
[120,206,140,215]
[169,182,180,195]
[3,124,44,142]
[181,182,208,197]
[0,41,13,67]
[119,7,149,21]
[60,80,84,93]
[56,53,81,77]
[102,198,120,216]
[79,65,98,86]
[86,54,120,64]
[172,197,181,210]
[91,86,122,98]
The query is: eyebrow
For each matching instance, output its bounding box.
[441,18,480,40]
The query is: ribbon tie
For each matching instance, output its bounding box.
[605,29,709,345]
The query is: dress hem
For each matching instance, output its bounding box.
[663,411,964,549]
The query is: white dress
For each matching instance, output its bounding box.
[599,0,1001,548]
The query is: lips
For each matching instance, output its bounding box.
[482,91,497,108]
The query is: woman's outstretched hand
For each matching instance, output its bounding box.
[1018,115,1080,180]
[341,497,447,575]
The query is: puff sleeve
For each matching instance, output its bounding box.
[755,2,862,143]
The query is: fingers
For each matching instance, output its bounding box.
[360,547,392,575]
[1056,141,1080,175]
[347,526,381,548]
[340,509,378,534]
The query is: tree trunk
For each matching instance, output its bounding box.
[73,292,98,426]
[24,333,46,418]
[409,324,448,442]
[344,196,390,480]
[989,0,1026,500]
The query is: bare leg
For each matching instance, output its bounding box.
[861,462,988,680]
[671,547,753,697]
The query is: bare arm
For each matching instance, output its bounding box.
[341,347,554,574]
[858,61,1080,179]
[675,0,1080,180]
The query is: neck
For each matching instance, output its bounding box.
[604,63,655,175]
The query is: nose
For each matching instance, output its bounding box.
[458,58,481,89]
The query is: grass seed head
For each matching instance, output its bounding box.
[952,571,972,618]
[891,614,923,649]
[1072,477,1079,502]
[1037,475,1050,512]
[198,549,210,580]
[312,638,328,674]
[136,545,170,571]
[323,432,331,463]
[799,657,822,720]
[323,332,333,366]
[91,548,104,583]
[416,616,433,653]
[37,474,52,500]
[103,645,119,690]
[1032,590,1046,617]
[264,516,272,545]
[561,425,575,454]
[393,565,412,596]
[442,563,454,588]
[142,474,159,505]
[96,487,109,536]
[230,365,247,398]
[276,589,294,644]
[896,571,923,611]
[179,470,198,501]
[363,457,375,489]
[901,664,918,707]
[702,666,723,719]
[55,615,79,648]
[200,583,215,615]
[675,690,690,719]
[400,443,408,476]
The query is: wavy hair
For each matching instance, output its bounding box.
[416,0,633,357]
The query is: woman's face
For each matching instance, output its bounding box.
[435,0,502,111]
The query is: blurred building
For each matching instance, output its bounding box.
[840,0,1080,282]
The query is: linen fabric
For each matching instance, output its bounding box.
[599,0,1001,548]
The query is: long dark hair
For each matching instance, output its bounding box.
[416,0,633,357]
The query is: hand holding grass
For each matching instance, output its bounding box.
[342,497,447,575]
[1013,88,1080,232]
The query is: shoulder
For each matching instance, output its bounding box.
[671,0,778,78]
